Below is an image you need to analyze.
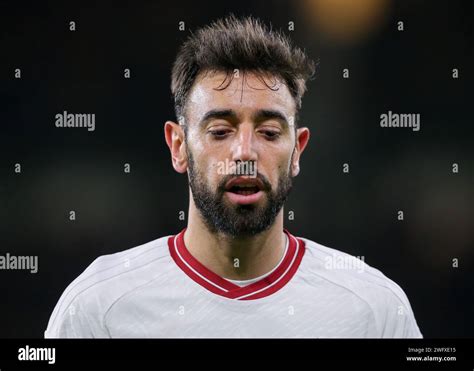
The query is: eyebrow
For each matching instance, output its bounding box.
[198,109,238,127]
[252,109,289,127]
[198,109,289,128]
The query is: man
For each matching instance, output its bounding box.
[45,16,422,338]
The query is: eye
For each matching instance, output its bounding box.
[208,128,232,139]
[259,129,281,140]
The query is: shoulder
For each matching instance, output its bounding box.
[45,235,173,338]
[297,236,423,338]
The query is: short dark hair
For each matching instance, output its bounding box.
[171,15,316,122]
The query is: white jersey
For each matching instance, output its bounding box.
[45,229,422,338]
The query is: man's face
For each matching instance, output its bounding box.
[183,71,301,237]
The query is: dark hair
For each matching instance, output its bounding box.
[171,15,315,121]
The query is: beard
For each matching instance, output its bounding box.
[187,150,294,238]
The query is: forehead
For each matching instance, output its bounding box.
[186,71,296,121]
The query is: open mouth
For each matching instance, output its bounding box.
[224,177,265,205]
[227,185,260,195]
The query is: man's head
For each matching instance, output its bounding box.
[165,15,315,237]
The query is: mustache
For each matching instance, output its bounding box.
[217,173,272,193]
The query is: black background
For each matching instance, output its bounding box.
[0,0,472,338]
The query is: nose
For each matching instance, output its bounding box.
[231,123,258,164]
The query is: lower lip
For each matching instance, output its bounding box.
[225,190,264,205]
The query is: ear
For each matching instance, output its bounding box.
[164,121,188,173]
[290,127,310,177]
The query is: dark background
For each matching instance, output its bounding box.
[0,0,472,338]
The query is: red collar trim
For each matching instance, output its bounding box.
[168,228,305,300]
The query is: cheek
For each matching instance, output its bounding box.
[187,126,231,184]
[193,151,222,187]
[264,146,293,179]
[207,159,221,180]
[187,129,205,153]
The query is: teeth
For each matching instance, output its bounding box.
[238,190,257,195]
[227,184,259,195]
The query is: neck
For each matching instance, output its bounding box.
[184,196,286,280]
